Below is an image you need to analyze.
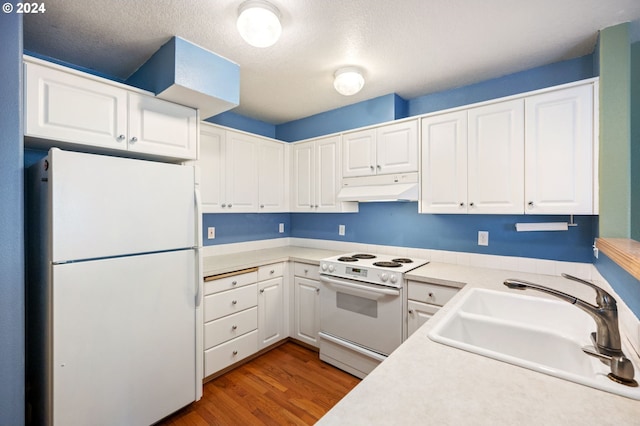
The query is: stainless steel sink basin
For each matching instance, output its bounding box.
[428,288,640,399]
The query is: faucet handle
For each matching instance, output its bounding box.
[582,345,637,386]
[561,273,617,310]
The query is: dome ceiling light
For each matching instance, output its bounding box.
[237,0,282,48]
[333,67,365,96]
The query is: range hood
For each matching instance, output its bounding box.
[337,173,419,202]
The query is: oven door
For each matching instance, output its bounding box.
[319,274,403,356]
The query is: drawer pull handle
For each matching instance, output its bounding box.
[232,300,237,305]
[232,325,237,330]
[232,350,238,356]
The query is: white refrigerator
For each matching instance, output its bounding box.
[26,148,203,426]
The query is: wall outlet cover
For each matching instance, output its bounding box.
[339,224,346,236]
[279,223,285,233]
[207,227,215,239]
[478,231,489,246]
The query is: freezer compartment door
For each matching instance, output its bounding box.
[50,250,197,426]
[49,149,195,262]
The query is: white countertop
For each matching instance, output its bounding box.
[318,262,640,425]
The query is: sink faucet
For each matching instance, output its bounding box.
[504,273,637,387]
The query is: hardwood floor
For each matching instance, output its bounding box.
[157,341,361,425]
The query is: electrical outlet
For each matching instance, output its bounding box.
[207,227,215,240]
[339,224,346,236]
[279,223,285,233]
[478,231,489,246]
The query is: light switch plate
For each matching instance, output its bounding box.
[279,223,285,233]
[207,227,215,239]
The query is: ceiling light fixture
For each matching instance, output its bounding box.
[333,67,365,96]
[237,0,282,48]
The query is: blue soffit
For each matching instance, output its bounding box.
[126,36,240,119]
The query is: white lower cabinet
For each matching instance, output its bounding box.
[258,263,286,349]
[293,262,321,348]
[202,268,259,378]
[406,280,460,338]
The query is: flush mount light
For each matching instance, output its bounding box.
[333,67,365,96]
[237,0,282,48]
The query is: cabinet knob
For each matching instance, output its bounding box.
[116,134,125,142]
[222,203,227,208]
[304,269,309,274]
[232,350,238,356]
[232,300,238,305]
[314,204,319,208]
[228,204,232,208]
[459,202,465,207]
[231,280,237,286]
[316,288,320,294]
[528,201,534,208]
[428,292,434,298]
[260,204,265,208]
[370,165,375,171]
[376,165,381,171]
[409,309,414,314]
[130,136,138,143]
[260,289,264,294]
[232,325,238,330]
[469,202,475,207]
[270,269,275,274]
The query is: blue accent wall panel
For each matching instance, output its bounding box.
[408,55,595,116]
[291,203,596,263]
[276,94,406,142]
[125,37,176,94]
[203,213,290,246]
[595,253,640,317]
[206,112,276,139]
[0,8,24,425]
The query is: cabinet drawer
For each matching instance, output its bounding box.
[258,262,284,281]
[204,284,258,322]
[204,330,258,378]
[293,262,320,281]
[204,269,258,296]
[407,281,459,306]
[204,307,258,349]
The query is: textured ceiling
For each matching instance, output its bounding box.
[23,0,640,124]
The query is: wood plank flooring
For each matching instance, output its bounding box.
[157,341,361,425]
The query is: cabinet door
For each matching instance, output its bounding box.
[376,120,419,175]
[316,136,342,212]
[258,277,284,349]
[294,277,320,348]
[407,300,439,337]
[199,125,227,213]
[127,93,197,159]
[525,85,594,214]
[467,100,524,214]
[342,129,376,177]
[420,111,468,213]
[291,141,315,211]
[225,131,259,212]
[25,61,127,149]
[258,140,287,212]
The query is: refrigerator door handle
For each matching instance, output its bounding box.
[194,187,203,308]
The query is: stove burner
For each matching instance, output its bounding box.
[392,258,413,264]
[352,253,377,259]
[373,261,402,268]
[337,256,358,262]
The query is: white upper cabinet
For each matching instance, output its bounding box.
[420,111,468,213]
[24,58,197,160]
[343,120,418,178]
[199,123,288,213]
[258,139,288,212]
[421,81,596,215]
[467,100,524,214]
[291,136,358,213]
[524,84,594,214]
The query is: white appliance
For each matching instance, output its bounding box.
[318,253,428,378]
[25,148,203,426]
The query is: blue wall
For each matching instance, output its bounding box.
[291,203,596,263]
[595,253,640,316]
[206,111,276,139]
[0,7,24,425]
[203,213,290,245]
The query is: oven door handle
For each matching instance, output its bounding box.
[320,275,401,296]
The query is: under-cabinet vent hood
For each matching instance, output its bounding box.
[337,173,419,202]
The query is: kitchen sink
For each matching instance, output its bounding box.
[428,288,640,399]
